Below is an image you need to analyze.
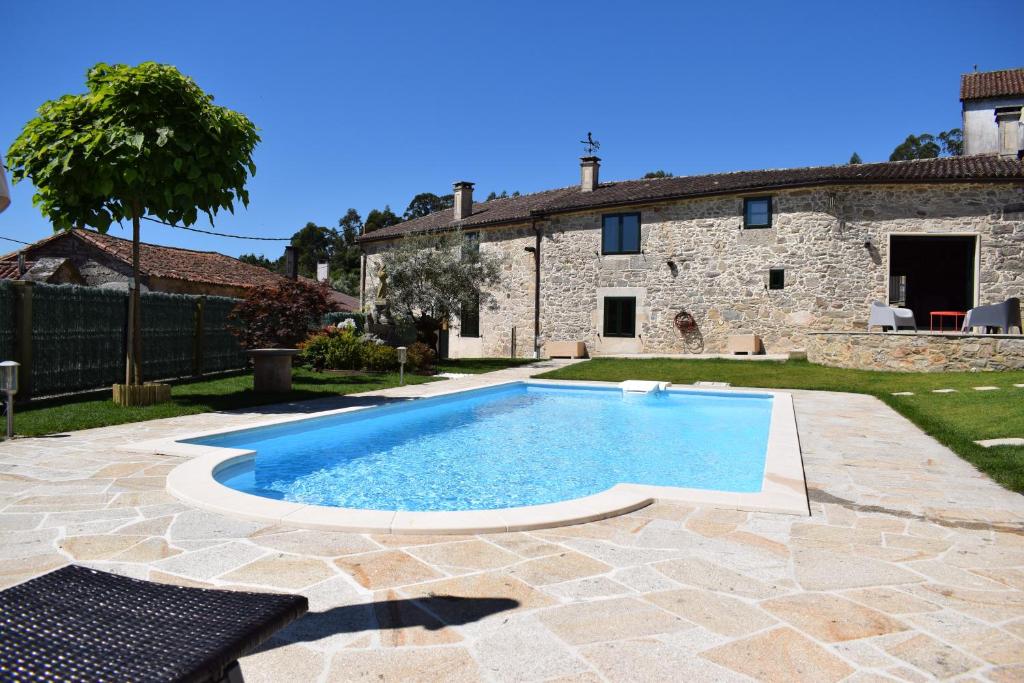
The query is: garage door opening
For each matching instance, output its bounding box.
[888,235,976,326]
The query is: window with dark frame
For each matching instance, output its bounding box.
[601,213,641,254]
[603,297,636,337]
[769,268,785,290]
[461,231,480,260]
[743,197,772,229]
[460,293,480,337]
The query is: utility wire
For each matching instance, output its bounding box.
[0,236,31,245]
[141,216,292,241]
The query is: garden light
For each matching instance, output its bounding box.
[397,346,407,386]
[0,360,19,439]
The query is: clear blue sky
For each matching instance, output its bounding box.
[3,0,1022,260]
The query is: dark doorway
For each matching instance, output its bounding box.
[889,235,976,325]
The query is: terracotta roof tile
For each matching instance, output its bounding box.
[961,68,1024,100]
[360,156,1024,242]
[70,230,285,289]
[0,261,31,280]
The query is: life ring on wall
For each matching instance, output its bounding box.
[674,311,697,333]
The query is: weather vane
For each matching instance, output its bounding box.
[580,132,601,156]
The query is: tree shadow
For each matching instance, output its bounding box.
[259,596,519,652]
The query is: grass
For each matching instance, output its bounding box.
[536,358,1024,492]
[14,368,438,437]
[434,357,540,374]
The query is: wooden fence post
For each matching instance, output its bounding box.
[193,296,205,376]
[11,281,33,401]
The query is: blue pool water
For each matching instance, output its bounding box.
[194,383,773,512]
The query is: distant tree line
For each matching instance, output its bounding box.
[239,187,519,295]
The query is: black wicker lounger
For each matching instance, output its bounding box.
[0,565,308,682]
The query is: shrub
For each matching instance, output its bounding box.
[406,341,436,372]
[323,329,365,370]
[323,311,366,332]
[363,343,398,371]
[229,280,332,349]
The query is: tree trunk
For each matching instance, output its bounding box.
[126,207,143,385]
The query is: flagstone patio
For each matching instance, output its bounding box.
[1,362,1023,682]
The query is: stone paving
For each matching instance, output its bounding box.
[2,362,1024,682]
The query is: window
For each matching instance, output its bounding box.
[601,213,641,254]
[460,294,480,337]
[743,197,772,229]
[769,268,785,290]
[461,232,479,260]
[603,297,636,337]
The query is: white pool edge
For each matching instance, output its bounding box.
[150,379,808,534]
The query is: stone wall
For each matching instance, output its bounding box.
[364,181,1024,357]
[806,331,1024,372]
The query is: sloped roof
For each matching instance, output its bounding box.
[360,156,1024,242]
[2,229,284,289]
[0,260,31,280]
[961,68,1024,100]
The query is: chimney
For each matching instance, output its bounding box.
[316,261,330,283]
[453,181,474,220]
[284,246,298,280]
[17,252,26,277]
[580,156,600,192]
[995,106,1023,158]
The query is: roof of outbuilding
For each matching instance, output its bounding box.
[1,229,285,289]
[960,67,1024,100]
[359,156,1024,242]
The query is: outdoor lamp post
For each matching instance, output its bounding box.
[0,361,19,439]
[397,346,407,386]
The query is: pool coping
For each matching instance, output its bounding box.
[127,379,809,533]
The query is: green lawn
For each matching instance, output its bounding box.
[536,358,1024,492]
[14,368,438,437]
[434,357,540,374]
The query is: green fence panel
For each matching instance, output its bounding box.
[202,296,247,372]
[31,283,127,396]
[0,281,14,363]
[141,292,196,380]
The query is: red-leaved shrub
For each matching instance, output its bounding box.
[229,280,332,349]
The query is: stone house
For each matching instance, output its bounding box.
[360,71,1024,359]
[1,228,358,310]
[962,68,1024,157]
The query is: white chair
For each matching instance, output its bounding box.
[962,298,1021,334]
[868,300,916,332]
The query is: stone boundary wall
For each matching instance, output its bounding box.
[806,331,1024,372]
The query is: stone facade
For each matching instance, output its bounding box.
[806,331,1024,372]
[364,182,1024,358]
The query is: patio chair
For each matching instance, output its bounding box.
[868,300,917,332]
[0,565,308,682]
[962,297,1022,334]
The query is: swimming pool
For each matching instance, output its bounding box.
[160,380,808,532]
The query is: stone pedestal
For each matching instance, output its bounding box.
[247,349,299,393]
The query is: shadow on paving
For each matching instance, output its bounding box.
[261,596,520,651]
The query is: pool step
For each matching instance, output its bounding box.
[619,380,671,394]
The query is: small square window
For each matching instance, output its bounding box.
[461,232,480,260]
[601,213,641,254]
[744,197,772,229]
[769,268,785,290]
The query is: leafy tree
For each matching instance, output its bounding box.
[5,62,258,389]
[889,129,962,161]
[403,192,453,220]
[290,222,335,278]
[228,279,331,349]
[938,128,963,157]
[484,190,521,201]
[848,152,863,164]
[643,170,673,178]
[338,208,363,245]
[375,230,502,347]
[363,205,401,234]
[238,253,277,270]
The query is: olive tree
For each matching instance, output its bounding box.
[375,230,502,347]
[6,62,259,390]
